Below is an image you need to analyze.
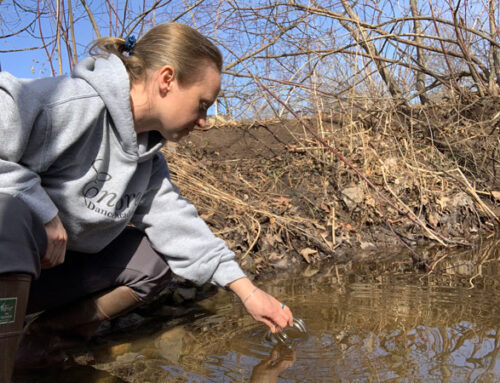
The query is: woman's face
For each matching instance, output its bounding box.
[154,63,221,141]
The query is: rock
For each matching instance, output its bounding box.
[341,186,364,210]
[115,352,140,363]
[72,351,95,366]
[269,252,289,270]
[137,347,160,359]
[109,343,132,359]
[155,326,186,362]
[172,287,197,304]
[112,313,145,331]
[177,287,197,301]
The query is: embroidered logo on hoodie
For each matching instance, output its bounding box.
[82,159,142,219]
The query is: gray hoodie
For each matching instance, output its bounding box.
[0,54,245,287]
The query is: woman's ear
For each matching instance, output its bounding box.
[158,65,175,96]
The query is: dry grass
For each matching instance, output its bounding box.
[162,96,500,272]
[161,149,336,270]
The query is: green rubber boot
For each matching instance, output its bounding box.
[0,273,31,383]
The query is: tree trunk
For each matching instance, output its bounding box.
[410,0,429,104]
[489,0,500,95]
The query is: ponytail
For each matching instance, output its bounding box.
[89,23,223,85]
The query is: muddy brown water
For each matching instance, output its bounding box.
[14,238,500,382]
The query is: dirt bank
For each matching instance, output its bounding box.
[163,99,500,276]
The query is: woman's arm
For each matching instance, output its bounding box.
[132,155,294,332]
[131,154,246,287]
[0,76,59,224]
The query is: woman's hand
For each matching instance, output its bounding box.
[228,278,293,333]
[42,214,68,269]
[250,346,296,383]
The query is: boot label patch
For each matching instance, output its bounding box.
[0,298,17,325]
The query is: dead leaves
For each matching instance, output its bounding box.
[271,196,292,206]
[300,248,317,263]
[427,211,440,228]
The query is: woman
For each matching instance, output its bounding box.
[0,23,293,381]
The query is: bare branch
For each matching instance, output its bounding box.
[67,0,78,65]
[123,0,173,36]
[80,0,101,38]
[56,0,63,75]
[339,0,406,103]
[448,0,486,96]
[224,20,302,71]
[0,17,37,39]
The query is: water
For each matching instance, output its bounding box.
[14,237,500,382]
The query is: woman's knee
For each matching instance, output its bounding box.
[127,262,171,303]
[117,234,171,302]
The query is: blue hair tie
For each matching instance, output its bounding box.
[124,35,136,54]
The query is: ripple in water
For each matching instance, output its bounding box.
[16,240,500,382]
[176,256,500,382]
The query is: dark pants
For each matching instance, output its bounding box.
[0,193,171,314]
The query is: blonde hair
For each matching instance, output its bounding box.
[89,23,223,84]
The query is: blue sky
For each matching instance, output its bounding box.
[1,30,51,77]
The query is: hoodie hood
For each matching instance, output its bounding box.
[72,54,165,161]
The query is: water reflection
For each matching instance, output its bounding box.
[250,346,296,383]
[14,237,500,382]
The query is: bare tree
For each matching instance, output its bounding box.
[2,0,500,113]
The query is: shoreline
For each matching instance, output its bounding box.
[164,103,499,276]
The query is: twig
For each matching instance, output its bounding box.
[242,215,262,259]
[455,168,500,224]
[80,0,101,38]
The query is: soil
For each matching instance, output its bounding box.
[162,101,500,278]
